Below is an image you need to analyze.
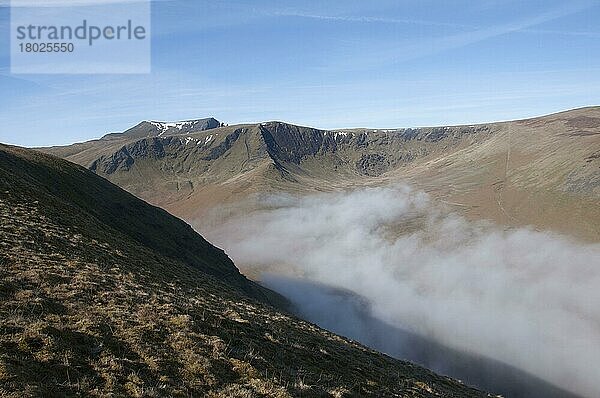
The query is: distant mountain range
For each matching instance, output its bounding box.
[42,106,600,241]
[0,143,490,397]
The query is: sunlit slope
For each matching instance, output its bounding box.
[0,144,490,397]
[42,107,600,240]
[398,107,600,239]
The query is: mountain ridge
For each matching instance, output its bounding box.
[101,117,222,141]
[40,107,600,241]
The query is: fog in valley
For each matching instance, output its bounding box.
[200,186,600,398]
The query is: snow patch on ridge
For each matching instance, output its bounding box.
[326,131,354,140]
[149,120,197,135]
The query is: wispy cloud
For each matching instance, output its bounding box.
[521,27,600,38]
[299,1,596,71]
[271,11,471,29]
[419,2,593,56]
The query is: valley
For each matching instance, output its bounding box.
[0,144,489,397]
[37,107,600,397]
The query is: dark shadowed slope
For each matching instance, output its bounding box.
[0,143,278,305]
[0,144,492,397]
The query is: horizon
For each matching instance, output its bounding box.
[34,104,599,148]
[1,0,600,146]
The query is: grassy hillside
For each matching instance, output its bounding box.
[41,107,600,241]
[0,144,491,397]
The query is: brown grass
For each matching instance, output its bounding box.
[0,144,491,397]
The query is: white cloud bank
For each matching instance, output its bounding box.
[202,185,600,398]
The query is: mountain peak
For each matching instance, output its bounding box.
[102,117,221,140]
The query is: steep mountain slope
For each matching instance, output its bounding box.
[42,107,600,240]
[0,144,491,397]
[1,141,277,305]
[396,107,600,240]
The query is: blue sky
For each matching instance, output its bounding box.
[1,0,599,146]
